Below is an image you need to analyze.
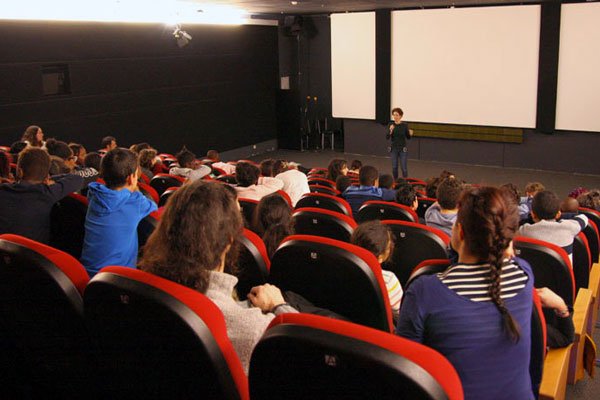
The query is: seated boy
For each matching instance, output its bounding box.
[424,177,463,237]
[206,149,236,175]
[395,182,423,223]
[234,162,284,201]
[518,190,588,263]
[81,148,157,277]
[519,182,545,221]
[379,174,396,201]
[342,165,383,215]
[0,147,83,243]
[169,147,211,181]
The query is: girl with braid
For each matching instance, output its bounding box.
[396,187,534,400]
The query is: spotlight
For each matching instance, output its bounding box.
[173,24,192,48]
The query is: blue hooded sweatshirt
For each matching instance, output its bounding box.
[81,182,157,277]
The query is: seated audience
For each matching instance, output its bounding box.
[349,159,362,174]
[326,158,348,182]
[0,147,83,243]
[395,182,420,219]
[536,287,574,349]
[519,182,545,220]
[424,177,463,237]
[10,141,28,158]
[84,152,102,172]
[397,186,533,399]
[500,183,529,221]
[100,136,118,153]
[378,174,396,201]
[273,160,310,206]
[80,148,157,277]
[138,148,157,180]
[138,181,298,374]
[560,196,579,214]
[253,193,294,258]
[21,125,45,148]
[68,143,86,166]
[342,165,384,215]
[49,156,70,175]
[46,138,98,185]
[577,189,600,211]
[517,190,588,262]
[425,176,440,198]
[206,149,236,175]
[351,221,403,322]
[0,151,13,183]
[234,161,283,201]
[335,175,352,195]
[259,158,275,177]
[169,147,211,181]
[131,142,151,154]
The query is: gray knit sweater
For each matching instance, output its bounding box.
[517,215,588,261]
[205,270,297,374]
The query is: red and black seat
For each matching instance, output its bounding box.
[405,259,451,291]
[50,193,89,259]
[84,266,249,399]
[158,186,179,207]
[530,289,547,398]
[137,210,161,252]
[307,177,336,189]
[239,198,259,227]
[514,237,575,308]
[138,181,159,204]
[580,217,599,263]
[0,235,96,398]
[356,200,418,224]
[573,232,592,292]
[217,174,237,184]
[416,197,436,219]
[383,221,450,287]
[249,313,463,400]
[269,235,393,332]
[235,229,271,300]
[292,207,357,242]
[295,192,353,217]
[149,173,185,197]
[309,184,340,196]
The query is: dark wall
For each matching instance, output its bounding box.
[0,20,278,154]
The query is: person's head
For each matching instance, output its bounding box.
[84,152,102,171]
[350,220,395,264]
[379,174,394,190]
[588,189,600,209]
[175,147,196,169]
[69,143,86,165]
[10,141,27,156]
[350,159,362,172]
[101,136,117,151]
[259,159,275,177]
[560,197,579,213]
[17,147,51,182]
[568,187,588,199]
[22,125,44,147]
[49,156,70,175]
[131,142,151,154]
[500,183,520,205]
[452,186,520,342]
[138,181,243,293]
[100,148,139,190]
[525,182,545,198]
[531,190,561,221]
[395,182,418,210]
[439,170,455,180]
[206,150,220,161]
[391,107,403,124]
[46,138,77,170]
[425,177,441,198]
[236,162,260,187]
[327,159,348,182]
[576,192,594,209]
[138,148,158,170]
[436,177,463,211]
[359,165,379,187]
[0,151,11,179]
[336,175,352,194]
[253,193,293,257]
[272,160,288,176]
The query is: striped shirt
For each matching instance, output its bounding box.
[437,259,528,302]
[382,270,403,320]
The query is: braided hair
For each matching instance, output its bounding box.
[457,186,521,342]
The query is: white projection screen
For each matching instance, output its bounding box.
[331,12,376,119]
[391,6,540,128]
[555,3,600,132]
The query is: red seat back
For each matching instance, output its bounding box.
[295,192,353,217]
[309,184,340,196]
[50,193,89,259]
[573,232,592,292]
[356,200,418,223]
[236,229,271,300]
[292,207,357,242]
[416,197,436,219]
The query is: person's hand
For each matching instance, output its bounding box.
[536,287,569,316]
[409,129,414,137]
[247,284,286,312]
[389,124,394,132]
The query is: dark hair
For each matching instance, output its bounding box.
[139,181,243,293]
[139,148,157,170]
[272,160,287,176]
[259,159,275,177]
[336,175,352,194]
[436,178,463,210]
[46,138,73,161]
[49,156,70,175]
[327,159,347,182]
[17,147,50,182]
[0,151,10,179]
[500,183,520,205]
[379,174,394,190]
[395,183,417,207]
[425,177,440,198]
[532,190,560,220]
[10,141,28,156]
[206,150,219,161]
[262,224,293,259]
[84,152,102,171]
[359,165,378,186]
[439,170,455,180]
[350,220,395,263]
[100,148,138,189]
[350,160,362,171]
[21,125,43,147]
[457,186,520,342]
[577,192,595,209]
[236,162,260,187]
[101,136,116,149]
[253,193,294,258]
[176,147,196,169]
[525,182,545,195]
[391,108,403,117]
[561,197,579,213]
[69,143,84,158]
[131,142,151,154]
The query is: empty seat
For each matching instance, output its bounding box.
[158,186,179,207]
[149,173,185,197]
[573,232,592,292]
[416,197,436,219]
[292,207,357,242]
[309,184,340,196]
[84,266,249,399]
[295,192,353,217]
[383,221,450,287]
[50,193,89,259]
[0,234,96,398]
[235,229,271,300]
[307,177,336,189]
[239,198,259,226]
[356,200,418,224]
[269,235,393,331]
[249,313,463,400]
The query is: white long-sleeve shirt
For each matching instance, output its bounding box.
[234,177,284,201]
[275,169,310,206]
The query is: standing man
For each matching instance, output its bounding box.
[386,108,412,179]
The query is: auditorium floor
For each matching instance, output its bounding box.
[249,149,600,197]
